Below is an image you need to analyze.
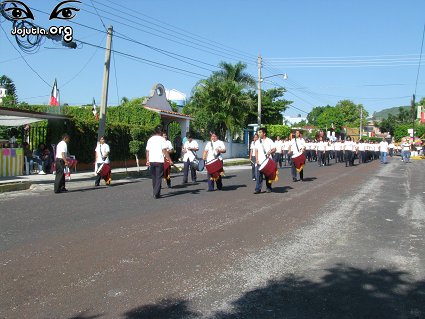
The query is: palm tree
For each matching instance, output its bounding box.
[212,61,256,89]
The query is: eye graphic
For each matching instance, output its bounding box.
[49,0,82,20]
[1,0,35,20]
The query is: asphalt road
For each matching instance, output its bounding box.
[0,156,424,319]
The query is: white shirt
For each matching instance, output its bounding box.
[250,141,256,156]
[282,141,290,151]
[358,143,365,151]
[305,142,311,150]
[56,140,67,159]
[183,140,199,162]
[310,142,317,151]
[379,141,389,153]
[95,143,110,164]
[256,137,276,164]
[165,140,173,152]
[317,141,326,151]
[289,137,306,157]
[374,144,380,152]
[389,143,394,149]
[275,140,283,153]
[334,142,341,151]
[344,141,354,151]
[402,142,411,151]
[204,139,226,162]
[146,135,167,163]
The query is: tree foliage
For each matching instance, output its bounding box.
[263,125,291,139]
[247,88,291,125]
[316,107,344,132]
[184,77,253,139]
[213,61,257,89]
[0,75,17,102]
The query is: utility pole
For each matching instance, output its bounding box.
[360,106,362,141]
[412,94,416,143]
[257,54,262,130]
[98,25,113,142]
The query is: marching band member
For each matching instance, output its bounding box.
[203,132,226,191]
[358,139,365,164]
[288,130,306,182]
[282,137,290,166]
[182,132,199,184]
[54,133,70,194]
[310,139,317,162]
[94,136,111,186]
[344,136,355,167]
[162,131,174,188]
[274,135,283,169]
[250,134,259,181]
[146,125,174,199]
[254,127,276,194]
[316,136,326,166]
[304,139,311,162]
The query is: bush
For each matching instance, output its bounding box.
[263,125,291,139]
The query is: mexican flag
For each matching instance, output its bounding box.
[332,122,335,130]
[49,78,59,106]
[92,97,99,121]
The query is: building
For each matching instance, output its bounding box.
[0,86,7,103]
[165,88,187,113]
[284,114,307,126]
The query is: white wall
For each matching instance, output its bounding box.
[193,139,248,159]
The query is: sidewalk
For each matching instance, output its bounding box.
[0,158,250,193]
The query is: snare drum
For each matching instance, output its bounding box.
[291,152,306,172]
[259,157,278,182]
[205,158,224,181]
[191,158,205,172]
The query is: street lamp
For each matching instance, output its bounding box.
[257,72,288,129]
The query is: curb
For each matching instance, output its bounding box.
[0,160,251,193]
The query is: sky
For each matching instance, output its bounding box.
[1,0,425,118]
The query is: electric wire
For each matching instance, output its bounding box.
[61,34,107,88]
[74,39,209,79]
[414,20,425,96]
[49,2,255,64]
[0,24,50,87]
[97,0,255,61]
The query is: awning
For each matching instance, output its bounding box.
[0,116,44,126]
[0,106,73,127]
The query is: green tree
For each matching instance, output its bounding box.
[0,75,17,101]
[185,77,253,139]
[213,61,256,89]
[335,100,369,127]
[306,105,332,126]
[316,107,344,132]
[247,88,291,125]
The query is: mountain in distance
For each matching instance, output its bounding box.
[371,106,409,121]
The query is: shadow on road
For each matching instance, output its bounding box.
[300,177,317,182]
[108,264,425,319]
[270,186,294,193]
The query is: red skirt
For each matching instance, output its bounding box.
[163,160,171,180]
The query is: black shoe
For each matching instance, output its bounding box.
[61,188,68,192]
[153,195,160,199]
[207,189,214,192]
[182,181,188,184]
[293,178,297,182]
[254,190,261,194]
[266,189,272,193]
[94,184,99,187]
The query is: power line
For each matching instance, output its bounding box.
[98,0,255,61]
[74,39,209,79]
[0,24,50,87]
[49,1,256,64]
[415,20,425,96]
